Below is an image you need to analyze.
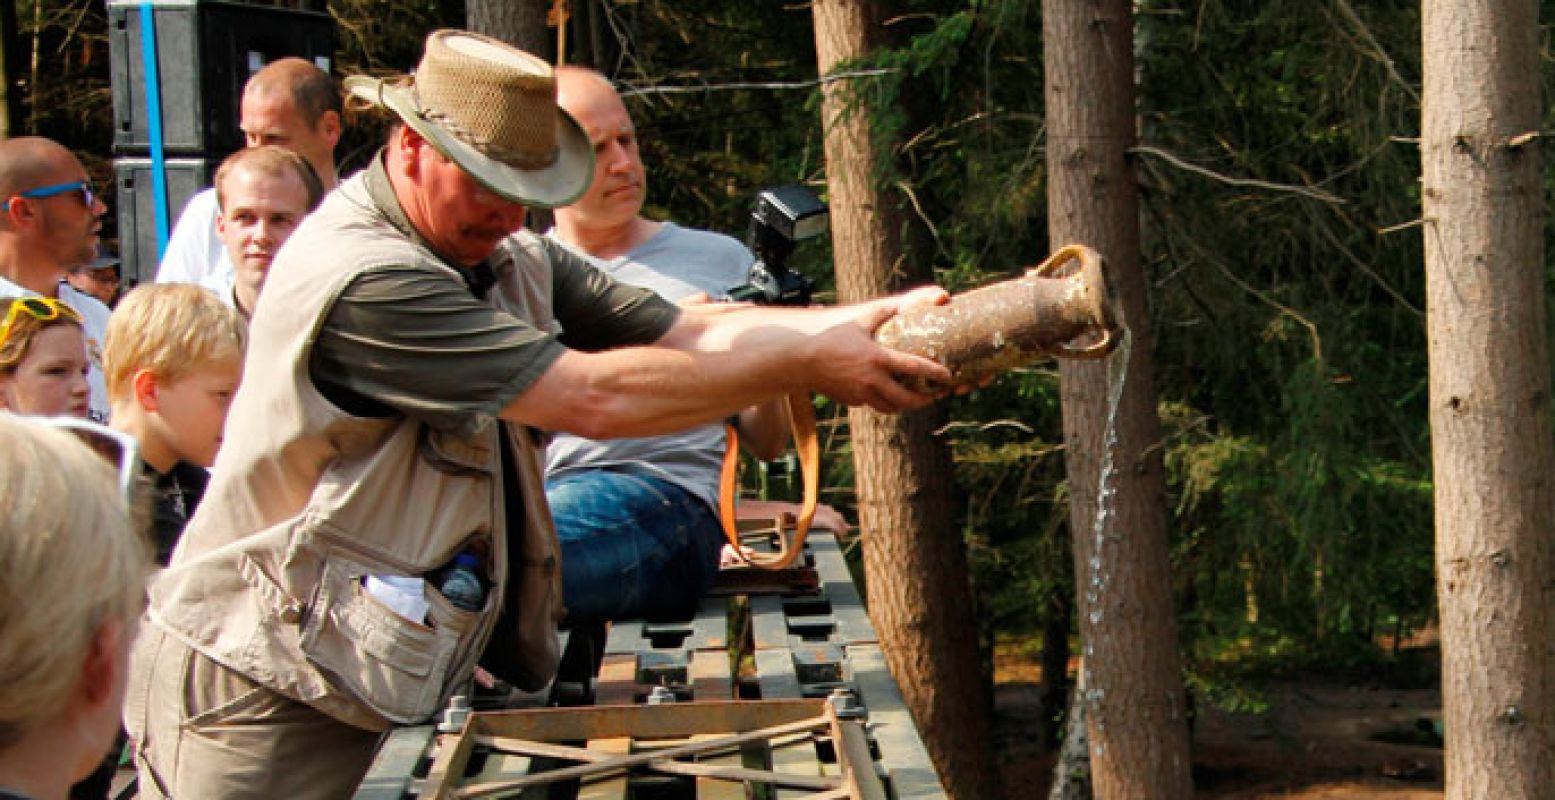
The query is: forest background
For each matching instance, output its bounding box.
[8,0,1541,786]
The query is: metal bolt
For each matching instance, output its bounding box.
[438,694,471,733]
[827,687,867,721]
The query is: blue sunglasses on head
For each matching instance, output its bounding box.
[0,180,97,212]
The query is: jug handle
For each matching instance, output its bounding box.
[1032,245,1117,360]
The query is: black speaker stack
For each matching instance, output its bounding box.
[106,0,334,286]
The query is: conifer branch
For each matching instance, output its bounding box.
[619,69,898,98]
[1131,145,1347,206]
[1330,0,1420,104]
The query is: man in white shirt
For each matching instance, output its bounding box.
[0,137,113,421]
[212,146,324,318]
[155,57,341,300]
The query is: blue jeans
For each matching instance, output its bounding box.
[546,471,724,623]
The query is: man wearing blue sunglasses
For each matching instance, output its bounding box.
[0,137,112,422]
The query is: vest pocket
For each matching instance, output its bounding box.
[299,553,480,724]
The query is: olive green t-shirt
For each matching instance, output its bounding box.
[308,155,679,432]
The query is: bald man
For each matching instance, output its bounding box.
[157,57,341,301]
[0,137,113,421]
[542,67,796,623]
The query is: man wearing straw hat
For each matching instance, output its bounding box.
[125,30,951,798]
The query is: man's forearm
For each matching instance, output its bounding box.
[655,300,847,354]
[502,337,811,440]
[503,293,951,440]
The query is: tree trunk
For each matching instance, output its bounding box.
[811,2,994,798]
[27,0,39,135]
[1042,1,1193,797]
[466,0,553,63]
[0,0,18,138]
[468,0,558,232]
[566,0,618,72]
[1421,1,1555,796]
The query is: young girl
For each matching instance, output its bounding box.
[0,296,91,418]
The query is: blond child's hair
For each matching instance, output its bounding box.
[103,284,247,404]
[0,297,84,375]
[0,416,149,746]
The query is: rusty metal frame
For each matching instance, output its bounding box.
[412,699,885,800]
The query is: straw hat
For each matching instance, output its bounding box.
[344,29,593,208]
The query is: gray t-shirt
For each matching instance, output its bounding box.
[308,157,680,434]
[543,222,754,512]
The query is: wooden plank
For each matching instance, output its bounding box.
[464,749,547,800]
[789,641,847,698]
[576,737,630,800]
[691,648,733,701]
[687,594,730,651]
[750,594,790,651]
[845,644,946,798]
[751,586,804,700]
[626,736,693,799]
[604,618,648,655]
[769,731,830,800]
[474,699,824,742]
[693,732,750,800]
[595,653,638,706]
[352,724,435,800]
[807,533,875,646]
[754,649,801,700]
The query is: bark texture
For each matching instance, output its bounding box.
[1042,1,1193,796]
[1422,1,1555,796]
[811,2,994,798]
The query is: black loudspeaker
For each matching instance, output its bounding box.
[108,0,334,155]
[113,156,217,287]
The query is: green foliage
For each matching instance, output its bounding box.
[12,0,117,195]
[1138,2,1437,679]
[25,0,1533,715]
[332,0,463,172]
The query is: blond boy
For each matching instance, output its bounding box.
[104,283,246,563]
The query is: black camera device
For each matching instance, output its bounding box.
[726,185,829,306]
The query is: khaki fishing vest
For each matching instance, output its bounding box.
[146,172,563,732]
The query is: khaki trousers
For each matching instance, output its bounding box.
[124,627,381,799]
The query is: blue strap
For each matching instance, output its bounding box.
[138,2,170,259]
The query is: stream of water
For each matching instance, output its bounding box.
[1081,327,1133,751]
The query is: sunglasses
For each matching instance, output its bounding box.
[0,180,98,213]
[0,296,82,349]
[19,415,140,508]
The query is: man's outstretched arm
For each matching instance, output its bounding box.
[501,290,950,440]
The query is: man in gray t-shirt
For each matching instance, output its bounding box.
[544,67,791,621]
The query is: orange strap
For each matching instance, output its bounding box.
[549,1,571,65]
[719,392,819,569]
